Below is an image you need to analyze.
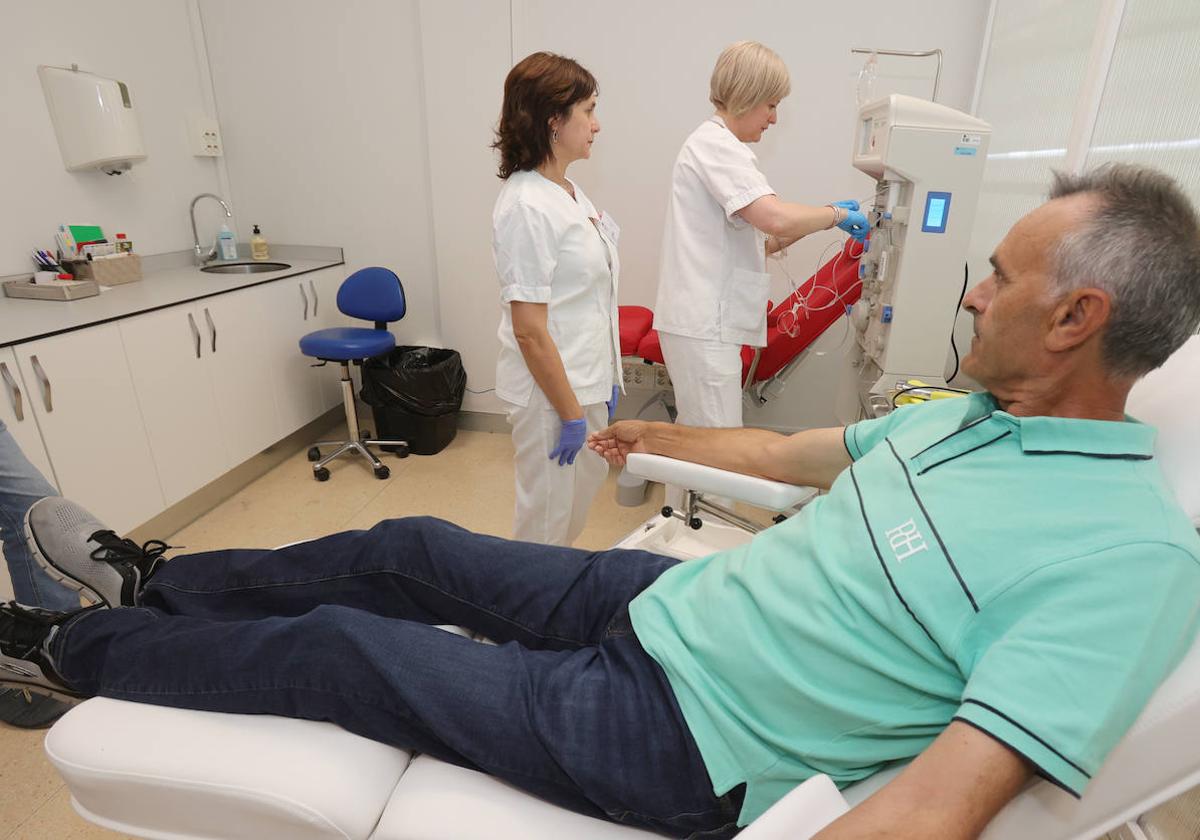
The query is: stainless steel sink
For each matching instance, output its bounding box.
[201,262,292,274]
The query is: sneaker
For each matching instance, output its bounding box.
[25,497,172,608]
[0,602,82,704]
[0,686,71,729]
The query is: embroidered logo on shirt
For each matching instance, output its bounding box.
[885,518,928,563]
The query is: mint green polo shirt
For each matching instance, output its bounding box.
[629,392,1200,825]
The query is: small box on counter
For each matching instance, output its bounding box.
[3,277,100,301]
[66,253,142,286]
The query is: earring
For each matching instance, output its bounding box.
[552,129,559,143]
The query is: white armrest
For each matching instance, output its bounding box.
[738,774,849,839]
[625,453,817,512]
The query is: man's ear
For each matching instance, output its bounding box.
[1046,288,1111,352]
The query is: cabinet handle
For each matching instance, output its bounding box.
[30,355,52,413]
[309,280,318,317]
[300,284,309,321]
[204,307,217,353]
[0,362,22,422]
[187,312,201,359]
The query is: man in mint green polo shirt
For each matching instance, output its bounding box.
[591,162,1200,837]
[2,163,1198,840]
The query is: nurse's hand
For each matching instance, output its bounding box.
[550,418,588,466]
[588,421,651,467]
[606,385,620,423]
[836,207,870,242]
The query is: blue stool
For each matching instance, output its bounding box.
[299,267,410,481]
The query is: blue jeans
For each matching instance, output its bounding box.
[0,423,77,611]
[53,517,743,838]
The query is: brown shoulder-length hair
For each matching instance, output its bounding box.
[492,52,597,179]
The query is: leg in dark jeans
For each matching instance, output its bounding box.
[142,516,677,649]
[50,518,741,837]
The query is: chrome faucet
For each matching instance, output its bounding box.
[190,193,233,265]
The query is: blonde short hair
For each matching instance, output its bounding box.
[709,41,791,116]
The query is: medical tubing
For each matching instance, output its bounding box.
[890,383,971,409]
[946,262,969,383]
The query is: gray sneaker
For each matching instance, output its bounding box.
[0,602,83,705]
[25,498,171,608]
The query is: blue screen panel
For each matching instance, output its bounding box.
[921,191,952,233]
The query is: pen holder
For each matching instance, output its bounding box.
[66,253,142,286]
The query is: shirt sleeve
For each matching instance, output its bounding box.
[843,403,924,460]
[493,200,558,304]
[687,131,774,224]
[955,544,1200,796]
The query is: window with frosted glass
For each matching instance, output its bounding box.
[1086,0,1200,198]
[968,0,1103,277]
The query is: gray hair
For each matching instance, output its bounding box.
[1049,163,1200,378]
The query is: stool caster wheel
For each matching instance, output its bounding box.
[660,506,673,519]
[374,465,390,480]
[307,446,321,462]
[394,444,410,459]
[688,517,703,530]
[313,466,330,482]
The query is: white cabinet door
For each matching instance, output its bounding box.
[120,305,230,507]
[307,268,351,410]
[0,347,57,489]
[268,273,334,431]
[14,324,165,533]
[202,285,286,465]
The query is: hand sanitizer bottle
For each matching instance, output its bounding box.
[217,224,238,261]
[250,224,270,261]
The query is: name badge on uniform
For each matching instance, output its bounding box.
[596,211,620,245]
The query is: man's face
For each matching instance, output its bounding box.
[960,199,1086,391]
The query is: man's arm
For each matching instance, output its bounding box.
[587,421,852,490]
[814,722,1032,840]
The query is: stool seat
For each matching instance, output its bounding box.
[618,305,654,356]
[300,327,396,362]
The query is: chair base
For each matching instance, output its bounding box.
[310,362,409,481]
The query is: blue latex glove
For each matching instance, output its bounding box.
[549,418,587,466]
[606,385,620,423]
[832,199,870,242]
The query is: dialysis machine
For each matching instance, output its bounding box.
[849,94,991,415]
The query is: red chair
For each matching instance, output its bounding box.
[618,237,864,410]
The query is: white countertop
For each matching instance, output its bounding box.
[0,245,344,348]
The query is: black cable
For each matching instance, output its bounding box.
[947,262,969,383]
[890,383,972,409]
[465,386,495,395]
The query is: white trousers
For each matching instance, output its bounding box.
[506,389,610,547]
[658,332,744,509]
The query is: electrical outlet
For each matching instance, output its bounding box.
[189,116,223,157]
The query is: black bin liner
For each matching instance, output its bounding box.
[360,346,467,455]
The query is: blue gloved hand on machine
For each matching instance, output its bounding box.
[830,200,870,242]
[606,385,620,424]
[549,417,588,466]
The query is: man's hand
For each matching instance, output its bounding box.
[587,421,652,466]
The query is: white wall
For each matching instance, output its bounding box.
[198,0,442,344]
[0,1,223,281]
[429,0,990,427]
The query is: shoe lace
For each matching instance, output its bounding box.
[88,530,174,579]
[0,603,60,660]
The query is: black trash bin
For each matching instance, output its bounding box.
[360,346,467,456]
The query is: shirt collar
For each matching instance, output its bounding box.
[971,392,1156,459]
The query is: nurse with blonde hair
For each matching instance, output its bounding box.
[654,41,868,437]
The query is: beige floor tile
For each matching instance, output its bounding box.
[6,784,131,839]
[0,724,62,837]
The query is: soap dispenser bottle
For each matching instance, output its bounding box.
[250,224,270,261]
[217,224,238,261]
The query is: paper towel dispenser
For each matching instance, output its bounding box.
[38,64,148,175]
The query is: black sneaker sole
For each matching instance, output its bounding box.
[23,507,111,608]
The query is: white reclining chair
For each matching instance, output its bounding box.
[43,337,1200,839]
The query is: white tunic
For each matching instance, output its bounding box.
[653,116,775,347]
[493,170,620,408]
